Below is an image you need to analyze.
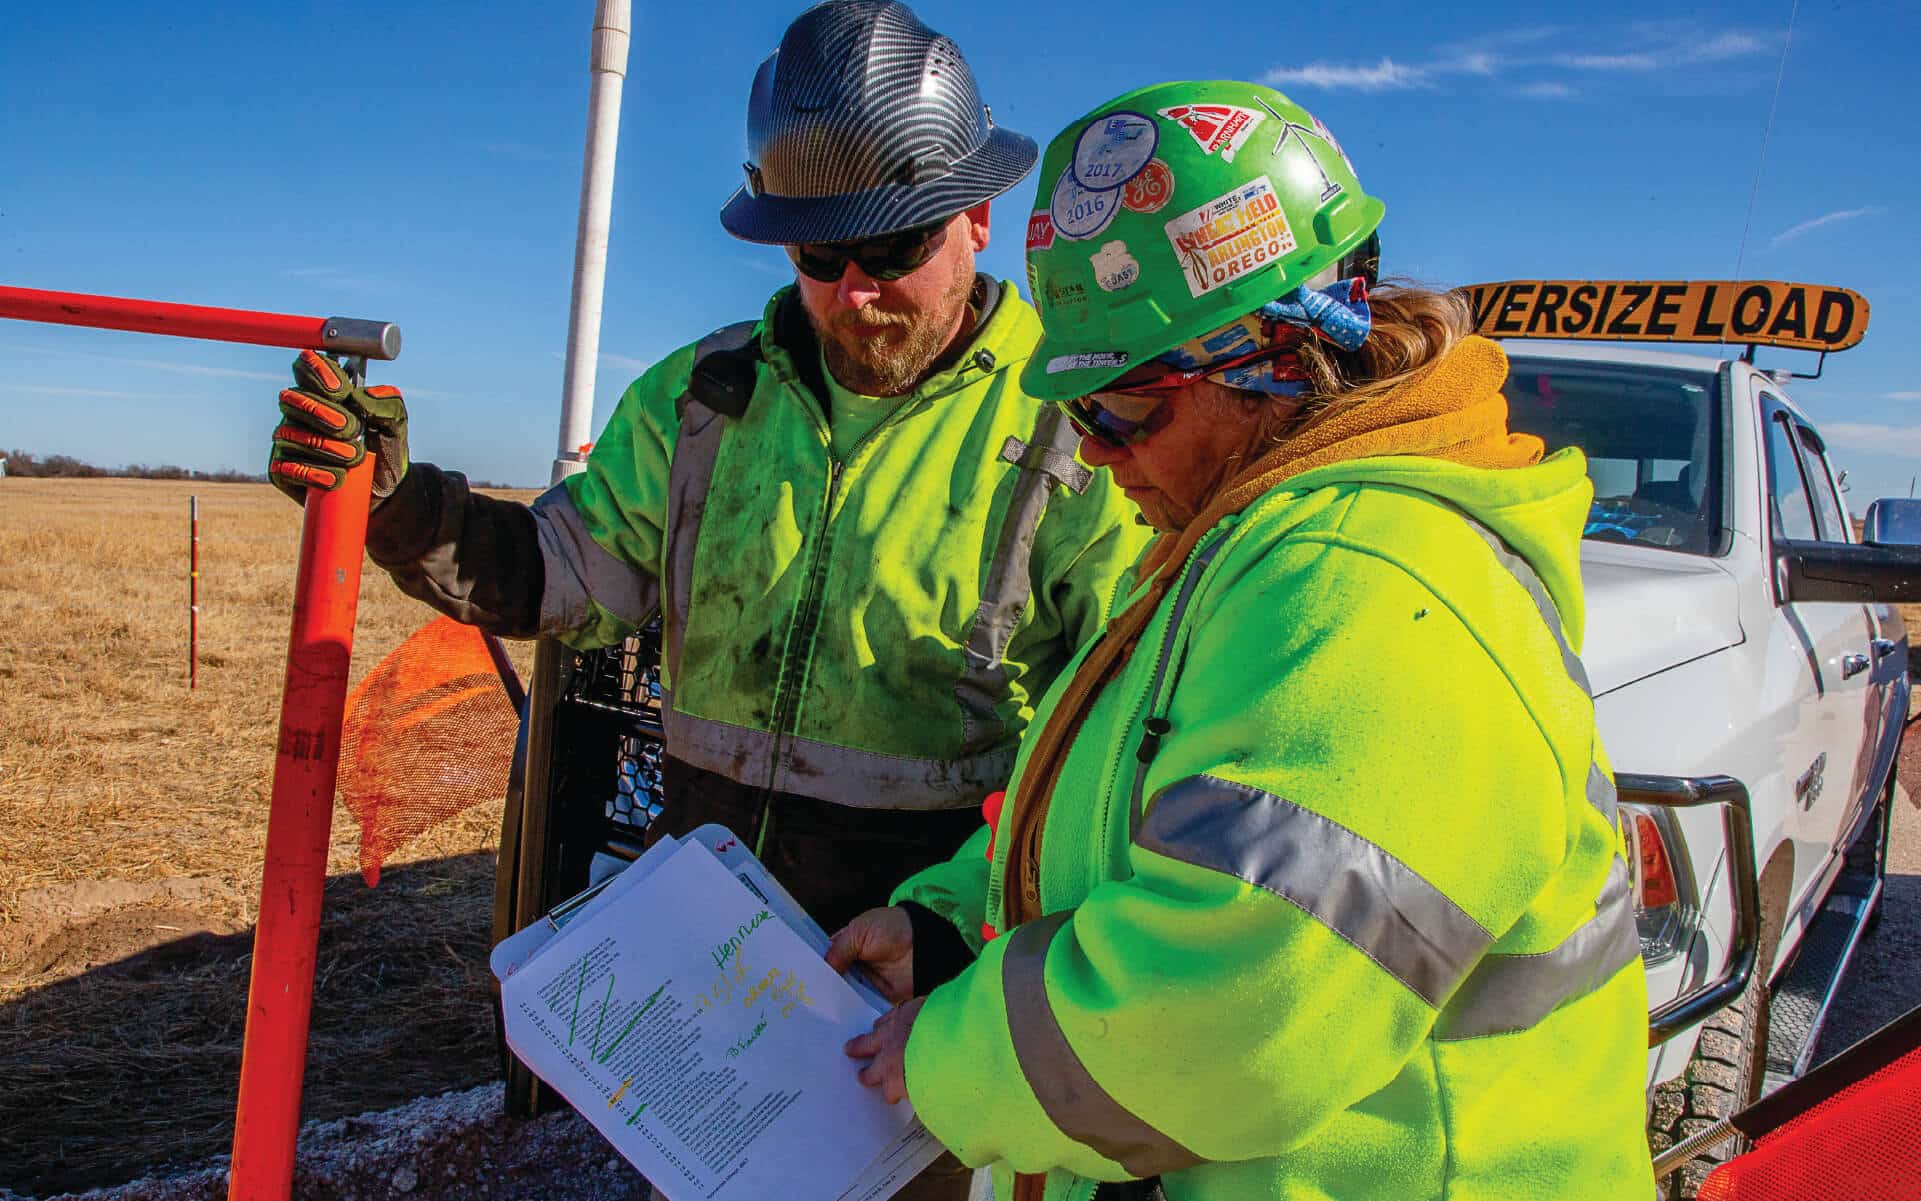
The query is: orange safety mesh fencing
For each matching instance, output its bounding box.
[1699,1022,1921,1200]
[336,616,521,885]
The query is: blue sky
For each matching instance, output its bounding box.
[3,1,1917,498]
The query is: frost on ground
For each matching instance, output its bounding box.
[0,1085,650,1201]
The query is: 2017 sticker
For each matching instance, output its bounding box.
[1046,350,1129,375]
[1157,104,1265,163]
[1090,241,1141,292]
[1027,211,1056,252]
[1071,111,1159,190]
[1050,169,1121,241]
[1121,159,1174,214]
[1163,175,1297,299]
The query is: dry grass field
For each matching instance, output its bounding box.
[0,478,537,1197]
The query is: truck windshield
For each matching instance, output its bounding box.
[1502,358,1724,556]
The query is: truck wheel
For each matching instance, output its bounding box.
[1647,856,1789,1200]
[1647,975,1764,1200]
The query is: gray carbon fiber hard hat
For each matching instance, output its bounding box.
[719,0,1038,245]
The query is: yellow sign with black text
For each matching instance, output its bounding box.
[1459,280,1869,352]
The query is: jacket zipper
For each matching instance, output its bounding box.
[752,361,992,856]
[1093,534,1227,864]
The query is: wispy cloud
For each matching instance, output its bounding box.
[1768,206,1887,249]
[3,342,283,381]
[1820,424,1921,458]
[1887,391,1921,402]
[4,384,159,400]
[1267,57,1436,92]
[599,352,656,373]
[1265,24,1776,96]
[734,254,794,279]
[475,140,557,163]
[276,264,394,292]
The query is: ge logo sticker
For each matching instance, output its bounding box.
[1071,111,1158,190]
[1050,169,1120,241]
[1121,159,1174,214]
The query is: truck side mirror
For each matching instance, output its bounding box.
[1862,498,1921,548]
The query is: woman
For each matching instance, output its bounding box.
[829,80,1655,1201]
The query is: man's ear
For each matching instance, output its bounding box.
[964,200,992,253]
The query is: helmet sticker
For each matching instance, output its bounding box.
[1071,112,1159,189]
[1252,96,1342,203]
[1120,159,1174,214]
[1090,241,1141,292]
[1156,104,1265,163]
[1026,211,1056,252]
[1044,278,1089,311]
[1046,351,1130,375]
[1163,175,1298,299]
[1050,168,1122,241]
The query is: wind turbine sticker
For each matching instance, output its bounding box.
[1254,97,1343,204]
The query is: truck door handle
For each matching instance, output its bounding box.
[1841,652,1870,679]
[1872,638,1899,661]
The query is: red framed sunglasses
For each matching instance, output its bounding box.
[1062,342,1299,449]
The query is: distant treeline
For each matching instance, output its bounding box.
[1,448,267,483]
[0,448,525,489]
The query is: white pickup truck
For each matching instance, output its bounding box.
[1474,278,1911,1198]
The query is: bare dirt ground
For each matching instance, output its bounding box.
[0,479,537,1197]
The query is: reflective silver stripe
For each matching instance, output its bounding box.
[1460,518,1592,697]
[1002,912,1205,1176]
[533,485,659,636]
[1432,858,1641,1041]
[1002,426,1093,495]
[661,697,1017,810]
[1129,536,1229,836]
[1137,775,1493,1007]
[662,321,758,680]
[955,407,1087,750]
[1587,761,1620,825]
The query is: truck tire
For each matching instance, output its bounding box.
[1647,976,1764,1200]
[1647,856,1789,1200]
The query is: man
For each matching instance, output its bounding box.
[270,0,1140,1007]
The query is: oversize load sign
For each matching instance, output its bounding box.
[1459,280,1869,352]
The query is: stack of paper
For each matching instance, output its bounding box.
[491,825,944,1201]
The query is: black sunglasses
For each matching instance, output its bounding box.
[787,221,950,283]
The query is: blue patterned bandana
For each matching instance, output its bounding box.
[1155,278,1372,397]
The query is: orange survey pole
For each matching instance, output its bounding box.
[228,452,374,1199]
[0,284,400,1201]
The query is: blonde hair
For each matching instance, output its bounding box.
[1231,280,1473,445]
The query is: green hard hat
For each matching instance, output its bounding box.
[1020,80,1385,402]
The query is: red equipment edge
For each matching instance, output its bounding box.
[0,285,400,360]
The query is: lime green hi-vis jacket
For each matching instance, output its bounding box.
[895,449,1657,1201]
[533,280,1147,815]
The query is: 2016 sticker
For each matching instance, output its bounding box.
[1163,175,1297,299]
[1121,159,1174,214]
[1071,111,1159,190]
[1157,104,1265,163]
[1046,350,1129,375]
[1090,241,1141,292]
[1050,169,1121,241]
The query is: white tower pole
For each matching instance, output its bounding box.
[553,0,632,485]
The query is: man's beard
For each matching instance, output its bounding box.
[816,269,974,396]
